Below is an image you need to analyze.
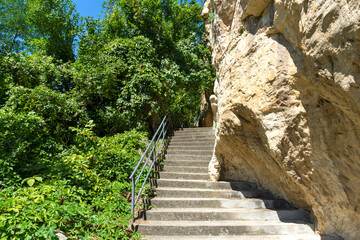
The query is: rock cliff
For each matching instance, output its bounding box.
[203,0,360,239]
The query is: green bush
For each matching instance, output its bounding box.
[0,108,54,187]
[1,54,74,91]
[5,85,89,144]
[0,180,139,239]
[0,125,147,239]
[73,36,164,135]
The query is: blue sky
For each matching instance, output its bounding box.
[73,0,204,18]
[73,0,103,18]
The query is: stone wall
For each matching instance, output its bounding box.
[203,0,360,239]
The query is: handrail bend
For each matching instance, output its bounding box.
[129,114,168,218]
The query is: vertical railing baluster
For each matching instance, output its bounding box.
[131,177,135,219]
[152,141,155,178]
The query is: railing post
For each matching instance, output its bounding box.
[153,141,156,161]
[153,150,157,178]
[131,177,135,220]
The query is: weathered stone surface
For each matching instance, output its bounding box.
[200,91,214,127]
[203,0,360,239]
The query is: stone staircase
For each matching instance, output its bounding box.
[135,127,327,240]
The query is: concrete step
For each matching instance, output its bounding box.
[166,149,213,155]
[162,167,208,174]
[165,155,212,161]
[145,208,309,222]
[159,172,209,180]
[136,220,315,236]
[165,160,209,167]
[174,127,214,132]
[171,135,215,140]
[173,132,215,137]
[169,141,215,146]
[143,235,326,240]
[150,198,294,210]
[155,188,273,199]
[156,179,257,191]
[167,145,214,151]
[170,140,215,145]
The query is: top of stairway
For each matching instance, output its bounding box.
[174,127,215,132]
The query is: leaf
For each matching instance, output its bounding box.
[0,215,6,221]
[7,208,19,213]
[34,176,43,182]
[27,179,35,187]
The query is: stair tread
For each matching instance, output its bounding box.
[176,127,214,129]
[162,168,207,172]
[150,197,291,207]
[148,208,302,213]
[157,179,256,186]
[169,142,215,144]
[156,187,260,192]
[158,179,241,183]
[152,197,275,201]
[167,153,213,155]
[170,140,215,142]
[137,220,313,226]
[143,235,323,240]
[161,172,208,175]
[165,159,210,162]
[166,154,212,156]
[163,166,208,169]
[167,150,213,152]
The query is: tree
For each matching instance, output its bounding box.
[0,0,29,55]
[104,0,204,56]
[74,0,215,133]
[0,0,79,63]
[26,0,79,62]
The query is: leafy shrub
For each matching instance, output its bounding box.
[73,36,164,135]
[0,180,139,239]
[0,124,147,239]
[60,124,147,193]
[1,54,74,91]
[0,85,88,187]
[0,108,54,187]
[5,85,89,145]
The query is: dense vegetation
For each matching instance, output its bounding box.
[0,0,215,239]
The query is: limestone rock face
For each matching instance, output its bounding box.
[203,0,360,239]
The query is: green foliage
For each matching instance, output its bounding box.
[5,85,88,143]
[74,36,164,135]
[105,0,203,55]
[0,108,49,187]
[0,0,78,62]
[208,11,215,22]
[0,0,215,238]
[75,0,215,132]
[0,0,28,55]
[0,123,146,239]
[63,124,147,189]
[1,50,75,94]
[77,17,107,63]
[0,181,140,239]
[26,0,79,62]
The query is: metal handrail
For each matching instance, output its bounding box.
[129,114,168,218]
